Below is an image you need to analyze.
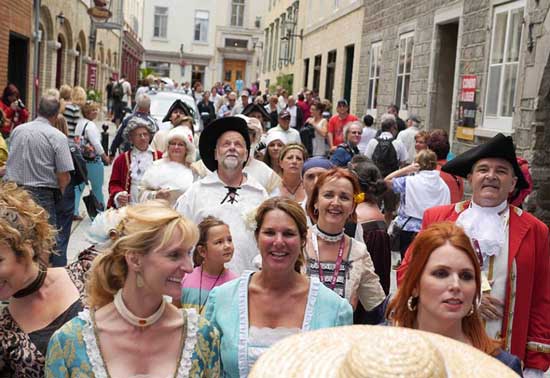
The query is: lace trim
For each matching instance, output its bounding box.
[302,276,320,330]
[176,308,199,378]
[237,271,253,378]
[80,309,109,378]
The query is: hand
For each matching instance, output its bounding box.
[330,145,337,152]
[155,189,171,200]
[407,163,420,174]
[10,101,18,111]
[117,191,130,207]
[479,293,504,320]
[102,155,111,165]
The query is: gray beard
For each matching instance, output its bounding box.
[221,156,241,170]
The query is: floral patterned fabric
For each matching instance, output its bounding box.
[0,248,97,378]
[45,308,221,378]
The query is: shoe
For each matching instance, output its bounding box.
[73,215,84,221]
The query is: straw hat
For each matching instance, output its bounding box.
[249,325,518,378]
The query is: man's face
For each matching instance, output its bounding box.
[387,107,397,116]
[303,167,328,198]
[468,158,517,207]
[337,104,348,117]
[130,127,151,151]
[228,96,236,107]
[288,98,296,107]
[215,131,247,171]
[170,108,186,124]
[278,117,290,130]
[242,95,249,106]
[347,125,362,145]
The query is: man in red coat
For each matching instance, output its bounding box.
[397,133,550,375]
[108,118,162,208]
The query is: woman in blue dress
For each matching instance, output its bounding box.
[206,197,352,377]
[45,201,220,377]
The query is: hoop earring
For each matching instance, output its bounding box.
[407,296,417,312]
[136,272,144,288]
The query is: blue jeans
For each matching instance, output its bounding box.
[53,185,75,267]
[75,159,105,215]
[24,186,58,227]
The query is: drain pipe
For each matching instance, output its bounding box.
[32,0,42,117]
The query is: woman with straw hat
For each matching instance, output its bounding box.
[45,201,221,377]
[385,222,522,375]
[205,197,352,378]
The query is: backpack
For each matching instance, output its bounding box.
[371,137,399,177]
[112,81,124,101]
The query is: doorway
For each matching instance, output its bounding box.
[55,35,65,89]
[8,33,29,104]
[430,22,459,133]
[223,59,246,92]
[343,44,355,104]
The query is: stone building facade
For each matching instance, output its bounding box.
[356,0,550,223]
[291,0,365,114]
[37,0,121,105]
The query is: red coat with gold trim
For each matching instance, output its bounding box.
[107,150,162,208]
[397,200,550,370]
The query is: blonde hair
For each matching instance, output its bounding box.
[71,86,87,107]
[59,84,72,101]
[0,182,56,266]
[87,201,199,308]
[415,149,437,171]
[81,101,99,119]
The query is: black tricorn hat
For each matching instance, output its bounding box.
[199,117,251,172]
[162,99,195,122]
[242,103,270,121]
[442,133,528,190]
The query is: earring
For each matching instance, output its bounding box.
[313,207,319,216]
[407,296,417,312]
[467,305,475,316]
[136,272,144,288]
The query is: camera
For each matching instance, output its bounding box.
[16,99,25,109]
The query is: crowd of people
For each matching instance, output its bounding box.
[0,77,548,378]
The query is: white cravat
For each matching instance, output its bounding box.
[456,200,507,266]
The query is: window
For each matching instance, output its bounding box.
[272,20,279,70]
[225,38,248,48]
[153,7,168,38]
[303,58,310,88]
[395,32,414,112]
[194,11,209,42]
[231,0,245,27]
[325,50,337,102]
[484,1,524,131]
[263,28,270,73]
[313,54,322,94]
[192,65,206,87]
[146,61,170,77]
[367,41,382,113]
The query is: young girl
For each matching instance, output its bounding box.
[181,216,238,314]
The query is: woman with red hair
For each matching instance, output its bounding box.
[386,222,522,375]
[305,167,385,322]
[0,84,29,138]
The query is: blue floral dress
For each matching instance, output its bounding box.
[45,308,220,378]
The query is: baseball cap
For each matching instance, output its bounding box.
[279,110,291,119]
[337,99,349,107]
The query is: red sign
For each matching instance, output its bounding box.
[87,63,98,89]
[460,75,477,103]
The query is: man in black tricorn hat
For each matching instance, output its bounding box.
[397,133,550,375]
[175,117,268,274]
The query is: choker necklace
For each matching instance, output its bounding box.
[312,224,345,242]
[113,289,166,327]
[13,263,47,298]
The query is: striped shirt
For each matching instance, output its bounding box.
[63,103,81,138]
[5,117,74,188]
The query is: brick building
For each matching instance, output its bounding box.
[356,0,550,223]
[0,0,33,105]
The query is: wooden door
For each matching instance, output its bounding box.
[223,59,246,91]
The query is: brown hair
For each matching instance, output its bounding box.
[193,216,228,266]
[415,149,438,171]
[254,197,307,273]
[87,201,199,308]
[53,115,69,136]
[59,84,72,101]
[386,222,500,356]
[306,167,361,223]
[279,143,308,165]
[81,101,99,119]
[0,182,56,266]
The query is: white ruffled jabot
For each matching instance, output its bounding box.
[456,200,508,265]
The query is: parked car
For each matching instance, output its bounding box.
[146,89,203,133]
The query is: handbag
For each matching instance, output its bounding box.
[77,122,97,161]
[389,216,412,252]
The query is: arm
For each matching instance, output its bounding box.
[85,123,109,164]
[56,171,71,193]
[384,163,419,186]
[315,119,328,137]
[109,122,126,157]
[108,154,128,207]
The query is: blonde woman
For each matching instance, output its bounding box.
[46,201,221,378]
[73,101,110,220]
[0,182,97,377]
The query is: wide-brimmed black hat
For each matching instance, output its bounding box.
[242,103,270,121]
[162,99,195,122]
[199,116,250,171]
[442,133,528,189]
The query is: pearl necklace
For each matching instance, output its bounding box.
[113,289,166,327]
[312,224,345,242]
